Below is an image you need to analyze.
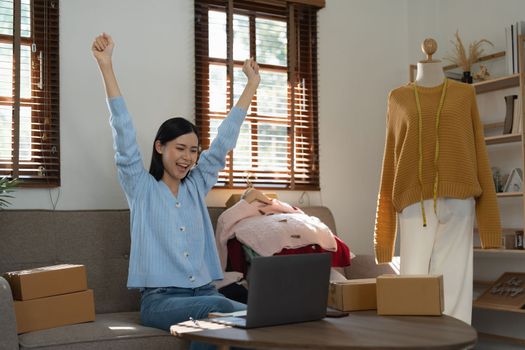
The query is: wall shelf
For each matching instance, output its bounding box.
[496,191,523,198]
[474,74,520,94]
[473,301,525,314]
[474,248,525,256]
[485,133,522,145]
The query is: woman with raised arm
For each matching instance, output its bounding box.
[92,33,259,350]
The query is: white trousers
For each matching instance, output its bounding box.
[399,197,474,324]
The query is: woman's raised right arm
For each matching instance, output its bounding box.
[92,33,121,98]
[92,33,147,197]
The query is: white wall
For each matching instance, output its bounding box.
[318,0,409,254]
[8,0,525,259]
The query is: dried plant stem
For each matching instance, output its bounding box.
[444,30,494,72]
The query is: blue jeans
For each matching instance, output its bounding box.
[140,283,246,350]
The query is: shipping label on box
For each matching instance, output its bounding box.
[3,264,87,300]
[328,278,377,311]
[376,274,444,316]
[14,289,95,333]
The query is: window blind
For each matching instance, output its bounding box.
[0,0,59,187]
[195,0,321,190]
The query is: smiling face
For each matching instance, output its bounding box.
[155,132,199,184]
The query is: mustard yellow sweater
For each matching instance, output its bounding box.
[374,79,501,263]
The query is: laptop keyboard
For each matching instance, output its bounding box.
[208,315,247,327]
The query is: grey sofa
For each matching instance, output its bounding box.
[0,206,392,350]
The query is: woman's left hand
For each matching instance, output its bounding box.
[243,58,260,88]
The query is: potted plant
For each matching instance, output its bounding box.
[0,177,19,208]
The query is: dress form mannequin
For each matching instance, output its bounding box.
[374,37,502,325]
[398,38,476,324]
[415,38,445,87]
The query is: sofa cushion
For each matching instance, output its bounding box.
[18,312,188,350]
[0,210,140,314]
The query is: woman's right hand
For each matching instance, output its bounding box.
[92,33,114,66]
[242,58,260,89]
[92,33,121,98]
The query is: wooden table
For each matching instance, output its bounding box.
[171,310,477,349]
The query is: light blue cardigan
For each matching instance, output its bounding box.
[108,96,246,288]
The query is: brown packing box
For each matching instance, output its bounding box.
[328,278,377,311]
[3,264,87,300]
[14,289,95,333]
[376,274,444,316]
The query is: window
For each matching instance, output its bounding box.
[195,0,323,190]
[0,0,59,186]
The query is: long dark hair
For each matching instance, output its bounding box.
[149,117,199,181]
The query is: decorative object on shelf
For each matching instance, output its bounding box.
[503,95,518,134]
[511,96,522,134]
[444,30,494,84]
[492,167,504,193]
[502,233,515,249]
[0,177,19,208]
[503,167,523,193]
[475,272,525,311]
[516,230,524,249]
[461,71,473,84]
[473,64,490,81]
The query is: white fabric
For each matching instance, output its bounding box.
[399,197,474,324]
[330,268,348,282]
[415,61,445,87]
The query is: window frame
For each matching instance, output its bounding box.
[0,0,60,187]
[195,0,321,190]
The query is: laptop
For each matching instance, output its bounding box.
[209,253,331,328]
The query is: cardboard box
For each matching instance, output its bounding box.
[376,274,444,316]
[3,264,87,300]
[14,289,95,333]
[328,278,377,311]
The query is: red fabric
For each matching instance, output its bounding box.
[227,238,248,274]
[275,235,351,267]
[225,235,351,273]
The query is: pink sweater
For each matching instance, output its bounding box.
[216,199,337,270]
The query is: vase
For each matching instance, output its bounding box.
[503,95,518,134]
[461,71,473,84]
